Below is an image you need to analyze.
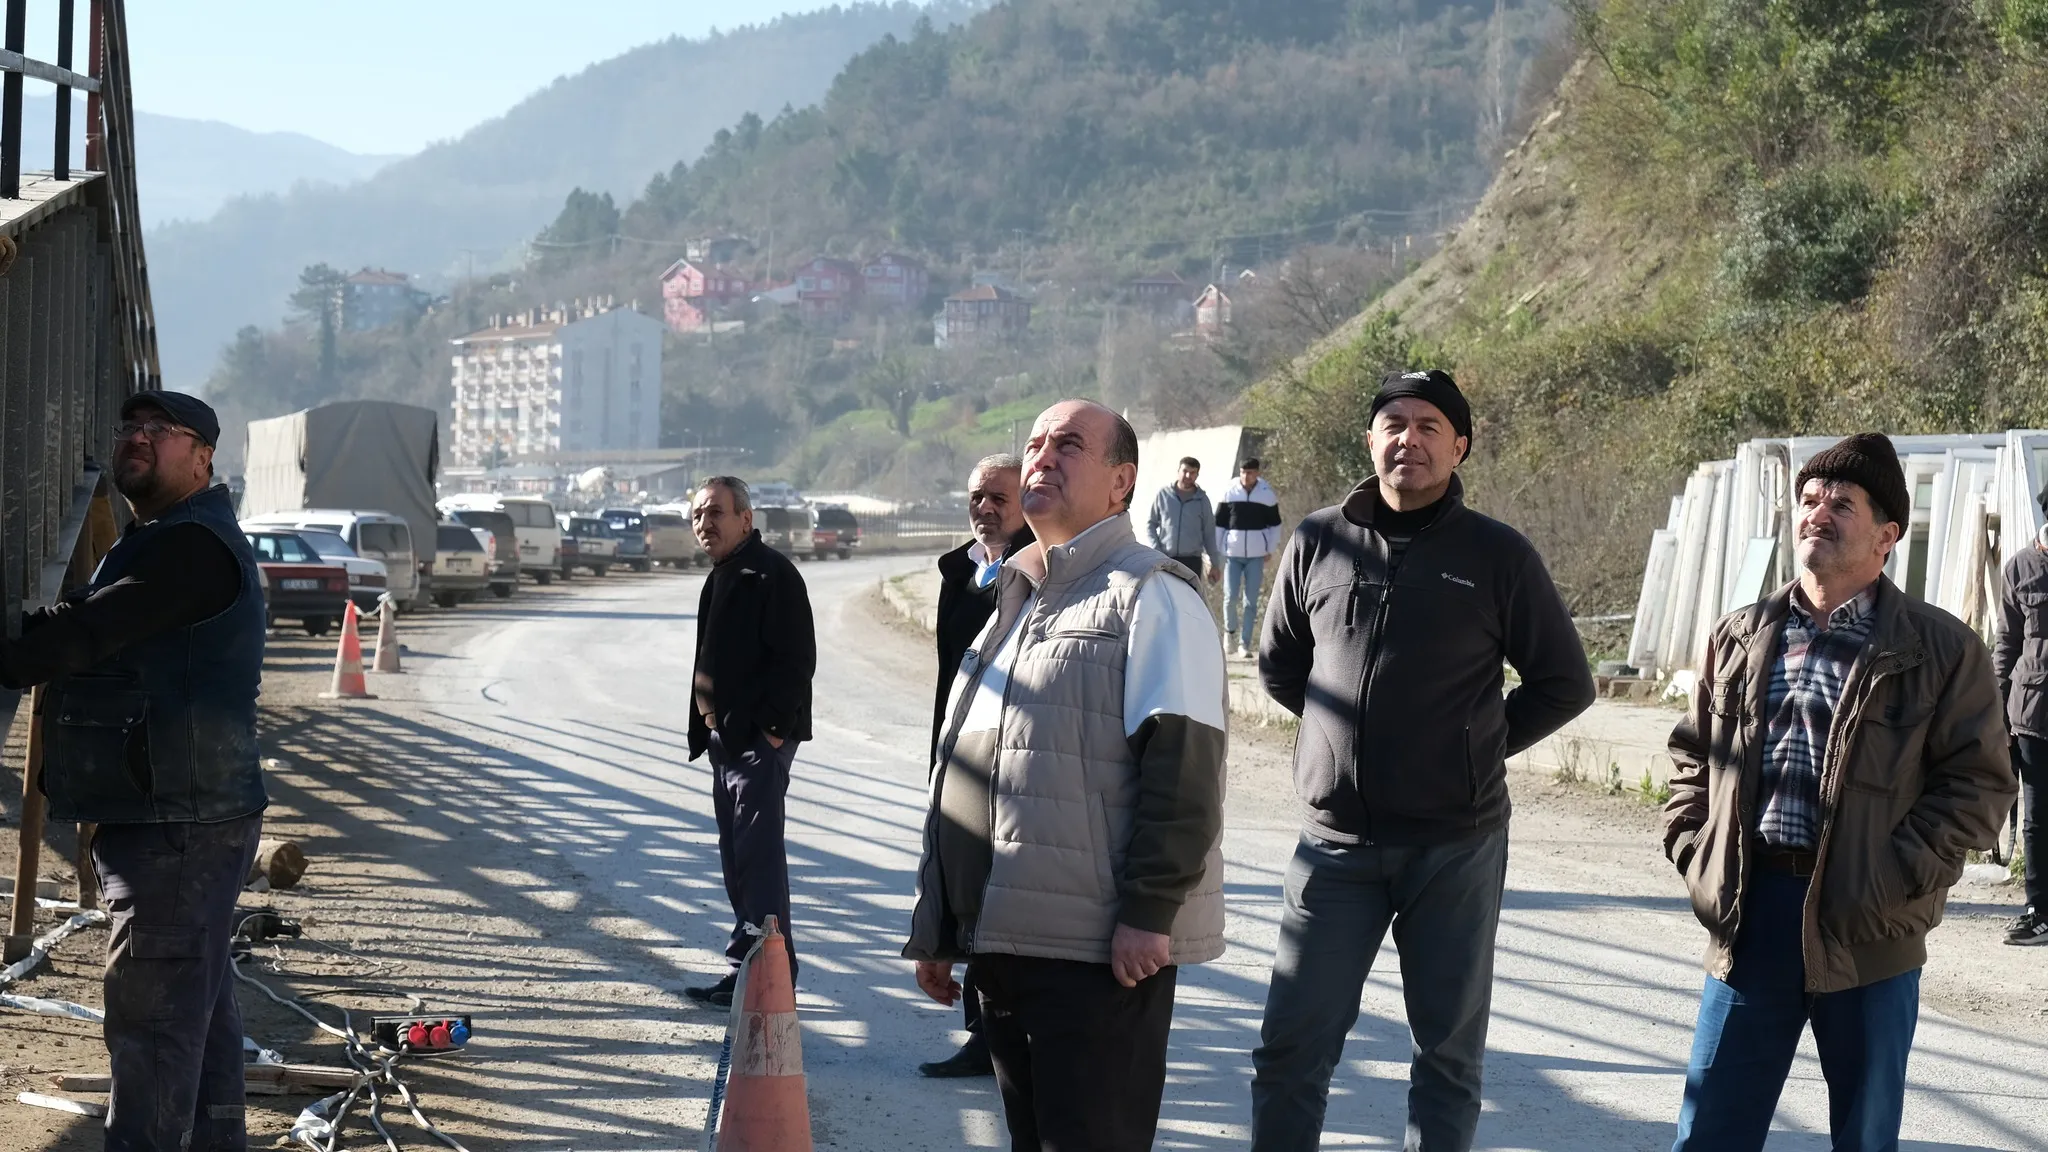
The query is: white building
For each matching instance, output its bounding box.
[449,301,665,467]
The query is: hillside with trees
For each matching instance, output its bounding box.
[1255,0,2048,618]
[155,2,981,389]
[204,0,1567,486]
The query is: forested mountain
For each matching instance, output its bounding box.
[20,93,394,227]
[1260,0,2048,616]
[204,0,1562,487]
[152,2,981,388]
[547,0,1556,285]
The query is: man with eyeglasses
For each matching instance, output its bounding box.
[0,391,269,1152]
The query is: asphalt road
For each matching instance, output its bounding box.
[399,554,2048,1151]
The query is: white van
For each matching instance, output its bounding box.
[439,494,564,584]
[240,509,421,610]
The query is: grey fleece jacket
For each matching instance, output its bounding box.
[1259,475,1596,844]
[1146,483,1221,569]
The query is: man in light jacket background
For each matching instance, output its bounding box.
[1146,455,1222,586]
[906,398,1228,1151]
[1215,457,1280,656]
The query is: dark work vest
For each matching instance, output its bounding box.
[42,484,267,824]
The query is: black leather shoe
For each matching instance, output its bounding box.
[918,1035,994,1078]
[685,973,736,1007]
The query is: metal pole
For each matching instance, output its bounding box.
[53,0,72,181]
[84,0,100,170]
[1,0,28,199]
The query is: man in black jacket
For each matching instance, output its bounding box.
[684,476,816,1008]
[918,453,1033,1078]
[1251,371,1595,1151]
[1996,489,2048,946]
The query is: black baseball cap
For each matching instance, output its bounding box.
[120,390,220,448]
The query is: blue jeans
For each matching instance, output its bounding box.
[1672,868,1920,1152]
[1251,829,1509,1152]
[95,814,265,1152]
[1224,555,1266,649]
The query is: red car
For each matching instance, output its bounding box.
[246,531,352,636]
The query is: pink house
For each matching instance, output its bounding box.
[660,259,751,333]
[1194,284,1232,336]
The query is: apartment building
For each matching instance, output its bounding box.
[448,300,664,466]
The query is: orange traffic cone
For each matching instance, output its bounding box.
[704,916,809,1152]
[372,599,403,674]
[319,601,377,700]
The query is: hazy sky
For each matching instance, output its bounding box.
[72,2,843,155]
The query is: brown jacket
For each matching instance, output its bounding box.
[1663,577,2014,993]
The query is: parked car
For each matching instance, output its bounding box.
[813,506,861,561]
[250,524,388,614]
[431,522,493,607]
[641,507,702,568]
[440,494,562,583]
[758,504,816,560]
[245,531,351,636]
[598,508,653,572]
[240,509,420,611]
[559,514,619,576]
[441,506,520,598]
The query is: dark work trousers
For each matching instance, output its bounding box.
[708,727,799,980]
[961,962,983,1036]
[973,952,1178,1151]
[2020,735,2048,910]
[93,813,265,1152]
[1672,867,1919,1150]
[1251,827,1509,1152]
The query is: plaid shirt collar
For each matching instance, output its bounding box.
[1786,582,1878,634]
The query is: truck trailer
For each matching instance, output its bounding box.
[241,401,442,610]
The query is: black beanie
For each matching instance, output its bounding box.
[1371,370,1473,461]
[1795,433,1910,530]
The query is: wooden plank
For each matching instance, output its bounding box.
[17,1092,105,1118]
[3,686,48,961]
[45,1073,108,1092]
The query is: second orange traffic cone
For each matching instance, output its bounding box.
[372,599,403,674]
[704,916,810,1152]
[319,600,377,700]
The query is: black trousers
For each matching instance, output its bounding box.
[708,728,799,978]
[94,814,264,1152]
[961,963,983,1036]
[973,952,1178,1151]
[2021,734,2048,909]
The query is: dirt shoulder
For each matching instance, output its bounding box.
[3,586,719,1152]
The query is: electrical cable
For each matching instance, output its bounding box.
[232,948,472,1152]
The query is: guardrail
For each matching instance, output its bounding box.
[2,0,155,957]
[0,0,154,622]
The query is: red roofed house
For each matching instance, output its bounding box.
[660,258,751,334]
[939,284,1032,345]
[796,256,863,323]
[860,252,929,310]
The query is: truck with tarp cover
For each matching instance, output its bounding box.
[240,401,442,610]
